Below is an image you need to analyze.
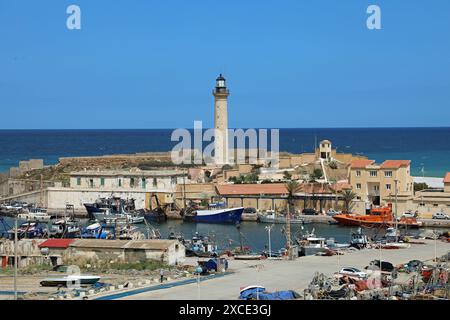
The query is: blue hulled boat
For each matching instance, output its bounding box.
[184,207,244,224]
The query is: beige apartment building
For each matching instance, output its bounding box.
[349,159,414,210]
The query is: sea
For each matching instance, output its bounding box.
[0,127,449,177]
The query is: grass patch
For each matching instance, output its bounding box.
[106,261,167,271]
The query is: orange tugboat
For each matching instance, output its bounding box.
[332,203,422,228]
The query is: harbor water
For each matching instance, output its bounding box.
[0,217,444,252]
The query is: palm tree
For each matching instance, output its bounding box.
[342,189,357,213]
[284,180,300,257]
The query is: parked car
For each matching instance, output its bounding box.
[326,208,341,216]
[338,267,368,279]
[302,208,318,215]
[401,211,417,218]
[432,212,450,220]
[243,207,257,214]
[365,260,395,272]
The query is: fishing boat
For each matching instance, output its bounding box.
[257,212,306,224]
[49,219,81,238]
[40,275,101,287]
[332,203,422,228]
[18,207,52,222]
[350,228,370,249]
[183,206,244,224]
[8,222,47,239]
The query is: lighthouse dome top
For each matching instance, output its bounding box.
[216,74,226,88]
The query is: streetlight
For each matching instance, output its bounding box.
[195,266,203,300]
[265,225,274,258]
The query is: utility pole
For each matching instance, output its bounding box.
[394,179,399,242]
[182,169,187,209]
[14,217,18,300]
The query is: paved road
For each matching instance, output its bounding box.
[120,240,450,300]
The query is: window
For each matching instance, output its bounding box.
[130,178,135,187]
[419,203,425,207]
[433,204,438,207]
[76,177,81,186]
[374,185,380,191]
[118,179,122,187]
[385,171,392,177]
[386,184,391,190]
[89,179,94,188]
[142,178,146,189]
[370,171,377,177]
[171,177,177,185]
[356,183,362,189]
[100,178,105,186]
[153,178,157,187]
[356,171,361,177]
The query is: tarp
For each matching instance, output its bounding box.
[239,286,298,300]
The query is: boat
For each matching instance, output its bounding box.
[297,236,328,256]
[40,275,101,287]
[296,227,328,256]
[234,254,263,260]
[183,232,218,257]
[49,219,81,238]
[350,228,370,249]
[332,203,422,228]
[18,207,52,222]
[257,212,305,224]
[183,206,244,224]
[8,222,47,239]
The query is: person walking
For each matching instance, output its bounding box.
[160,269,164,283]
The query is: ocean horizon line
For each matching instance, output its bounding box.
[0,126,449,131]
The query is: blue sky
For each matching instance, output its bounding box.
[1,0,449,129]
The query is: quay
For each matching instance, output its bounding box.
[118,240,449,300]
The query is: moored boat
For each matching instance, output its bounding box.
[183,207,244,224]
[257,212,305,224]
[332,203,422,228]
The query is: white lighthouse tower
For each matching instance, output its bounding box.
[213,74,229,165]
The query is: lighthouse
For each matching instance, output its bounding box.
[213,74,229,165]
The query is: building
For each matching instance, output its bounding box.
[216,182,348,213]
[349,159,414,213]
[412,172,450,217]
[65,239,185,266]
[213,74,229,165]
[69,169,186,191]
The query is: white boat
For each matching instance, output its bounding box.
[18,208,52,222]
[40,275,101,287]
[258,212,305,224]
[298,237,328,256]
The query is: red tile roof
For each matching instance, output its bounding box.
[38,239,75,249]
[444,172,450,184]
[217,183,288,196]
[351,159,375,169]
[380,160,410,169]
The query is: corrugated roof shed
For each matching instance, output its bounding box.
[69,239,177,250]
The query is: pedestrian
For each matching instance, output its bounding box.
[160,269,164,283]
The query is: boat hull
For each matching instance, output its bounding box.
[333,214,422,229]
[185,207,244,224]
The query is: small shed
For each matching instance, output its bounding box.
[38,239,75,266]
[66,239,185,265]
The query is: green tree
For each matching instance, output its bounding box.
[283,171,292,180]
[342,189,357,213]
[414,182,429,192]
[310,168,323,181]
